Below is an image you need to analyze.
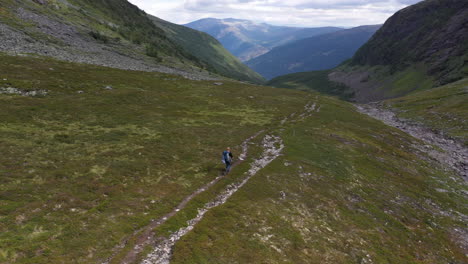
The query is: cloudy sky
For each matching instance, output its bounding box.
[128,0,423,27]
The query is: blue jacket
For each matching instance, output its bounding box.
[222,150,233,163]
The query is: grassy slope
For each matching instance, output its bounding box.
[171,93,467,263]
[267,70,354,100]
[0,53,305,263]
[385,78,468,145]
[0,54,466,263]
[150,17,265,84]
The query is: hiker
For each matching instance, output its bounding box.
[222,147,234,174]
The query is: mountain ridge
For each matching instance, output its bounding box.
[248,25,380,80]
[185,18,342,61]
[269,0,468,102]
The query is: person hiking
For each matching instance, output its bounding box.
[222,147,234,174]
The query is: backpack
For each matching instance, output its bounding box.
[222,150,231,163]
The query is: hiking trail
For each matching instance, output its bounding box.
[141,135,284,264]
[101,131,263,264]
[102,101,319,264]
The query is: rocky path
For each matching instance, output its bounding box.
[102,101,319,264]
[101,131,263,264]
[141,135,284,264]
[138,101,320,264]
[356,103,467,181]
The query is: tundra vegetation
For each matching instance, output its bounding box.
[0,53,466,263]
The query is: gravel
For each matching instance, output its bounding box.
[356,103,468,181]
[0,8,218,81]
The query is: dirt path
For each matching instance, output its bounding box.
[356,103,467,181]
[101,131,263,264]
[141,135,284,264]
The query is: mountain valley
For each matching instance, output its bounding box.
[0,0,467,264]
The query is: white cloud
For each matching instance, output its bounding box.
[128,0,422,27]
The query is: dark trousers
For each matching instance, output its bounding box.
[225,161,232,173]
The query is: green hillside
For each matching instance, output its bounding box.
[0,53,466,263]
[149,16,265,83]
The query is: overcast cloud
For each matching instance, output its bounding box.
[128,0,422,27]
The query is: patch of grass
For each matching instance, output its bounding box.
[380,65,434,97]
[0,53,306,263]
[1,53,466,264]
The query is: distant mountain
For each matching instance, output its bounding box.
[0,0,264,83]
[248,25,380,80]
[150,16,265,83]
[271,0,468,102]
[185,18,342,61]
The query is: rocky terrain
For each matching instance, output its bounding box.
[0,9,215,81]
[357,103,467,181]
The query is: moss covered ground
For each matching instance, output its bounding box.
[0,53,466,264]
[169,96,467,263]
[0,53,305,263]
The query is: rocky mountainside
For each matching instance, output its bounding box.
[0,0,263,83]
[185,18,342,62]
[248,25,380,80]
[351,0,468,85]
[270,0,468,102]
